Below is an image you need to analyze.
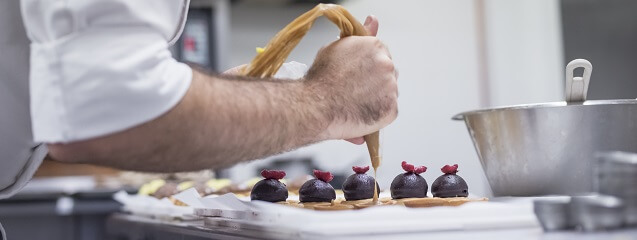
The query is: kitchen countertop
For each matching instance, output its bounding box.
[105,213,637,240]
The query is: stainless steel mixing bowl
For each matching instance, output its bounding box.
[453,59,637,196]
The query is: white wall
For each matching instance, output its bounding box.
[484,0,564,106]
[224,0,563,198]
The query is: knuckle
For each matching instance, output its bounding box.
[380,59,396,72]
[386,60,395,72]
[390,92,398,105]
[361,37,380,49]
[373,37,383,46]
[377,56,394,72]
[390,82,399,94]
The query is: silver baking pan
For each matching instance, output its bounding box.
[454,59,637,196]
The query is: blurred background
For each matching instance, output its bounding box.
[2,0,637,239]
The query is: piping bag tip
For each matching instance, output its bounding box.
[364,131,381,169]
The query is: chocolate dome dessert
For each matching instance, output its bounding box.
[250,169,289,202]
[299,170,336,203]
[390,161,428,199]
[431,164,468,198]
[342,166,380,201]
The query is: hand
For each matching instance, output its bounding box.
[305,15,397,143]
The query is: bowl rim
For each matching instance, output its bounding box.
[452,99,637,120]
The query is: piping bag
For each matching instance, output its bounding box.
[238,4,382,202]
[364,132,381,203]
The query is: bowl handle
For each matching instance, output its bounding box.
[565,59,592,102]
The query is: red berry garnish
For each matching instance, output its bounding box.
[261,169,286,180]
[401,161,427,174]
[414,166,427,174]
[352,166,370,174]
[441,164,459,174]
[401,161,415,172]
[313,170,334,183]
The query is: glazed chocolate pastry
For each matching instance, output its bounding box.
[250,170,289,202]
[342,166,380,201]
[431,164,469,198]
[390,161,428,199]
[299,170,336,203]
[152,182,179,199]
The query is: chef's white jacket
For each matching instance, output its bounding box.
[0,0,192,198]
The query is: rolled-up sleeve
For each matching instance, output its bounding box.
[21,0,192,143]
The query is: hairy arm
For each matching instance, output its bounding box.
[47,16,397,172]
[48,70,334,172]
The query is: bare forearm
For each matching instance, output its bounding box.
[48,34,398,172]
[192,70,331,167]
[47,69,330,172]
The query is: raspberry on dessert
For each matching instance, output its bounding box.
[313,169,334,182]
[251,169,288,202]
[441,164,459,174]
[401,161,427,174]
[342,166,380,201]
[432,164,468,198]
[391,161,428,199]
[261,169,286,180]
[352,165,370,174]
[299,170,336,203]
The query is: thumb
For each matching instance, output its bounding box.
[363,15,379,37]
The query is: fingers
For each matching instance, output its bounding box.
[363,15,379,37]
[345,137,365,145]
